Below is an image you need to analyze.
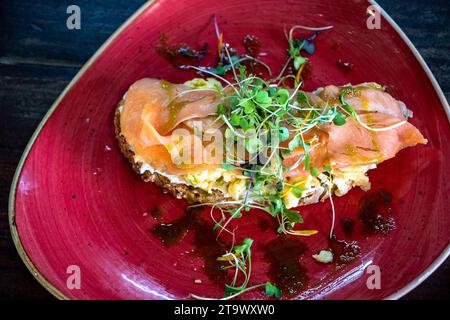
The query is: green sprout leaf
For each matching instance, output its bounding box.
[239,118,250,130]
[224,128,232,139]
[297,92,309,104]
[291,187,303,198]
[234,238,253,254]
[288,39,300,57]
[216,103,227,115]
[339,91,355,114]
[265,282,281,299]
[276,224,284,234]
[242,100,255,114]
[279,126,290,142]
[246,137,262,153]
[255,90,272,106]
[242,238,253,247]
[230,113,240,126]
[303,153,311,170]
[310,167,320,177]
[222,163,236,170]
[239,65,246,79]
[288,135,301,151]
[229,208,243,218]
[212,65,227,75]
[224,285,242,297]
[332,111,347,126]
[284,208,303,223]
[293,56,306,70]
[268,198,283,216]
[268,86,277,97]
[275,88,290,105]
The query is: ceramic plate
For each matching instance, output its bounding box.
[9,0,450,299]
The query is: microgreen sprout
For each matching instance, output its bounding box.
[191,237,281,300]
[179,17,401,300]
[278,24,333,86]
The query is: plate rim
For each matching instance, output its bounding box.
[7,0,450,300]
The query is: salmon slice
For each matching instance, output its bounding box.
[318,83,407,119]
[120,78,223,174]
[323,114,427,168]
[284,84,427,177]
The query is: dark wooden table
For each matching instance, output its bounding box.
[1,0,448,300]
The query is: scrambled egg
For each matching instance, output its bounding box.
[332,164,375,196]
[184,168,248,200]
[282,175,318,209]
[186,164,375,206]
[281,164,376,209]
[137,156,375,205]
[184,78,222,89]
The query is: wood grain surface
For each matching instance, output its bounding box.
[0,0,448,300]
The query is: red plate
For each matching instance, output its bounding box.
[9,0,450,299]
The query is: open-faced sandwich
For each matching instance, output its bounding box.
[115,78,426,211]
